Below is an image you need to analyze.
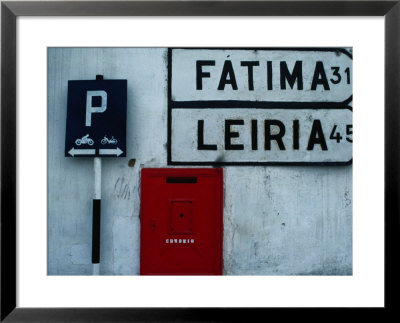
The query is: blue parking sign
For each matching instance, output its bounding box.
[65,79,127,157]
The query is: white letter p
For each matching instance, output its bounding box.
[86,90,107,126]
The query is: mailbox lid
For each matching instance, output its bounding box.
[140,168,223,275]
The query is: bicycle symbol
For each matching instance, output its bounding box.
[101,135,118,145]
[75,134,94,146]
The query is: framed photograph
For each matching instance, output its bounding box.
[1,0,398,321]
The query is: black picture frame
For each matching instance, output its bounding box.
[1,0,399,321]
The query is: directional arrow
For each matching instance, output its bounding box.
[99,147,123,156]
[68,148,96,157]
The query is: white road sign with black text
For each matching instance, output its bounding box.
[171,108,352,164]
[168,48,352,165]
[171,48,352,103]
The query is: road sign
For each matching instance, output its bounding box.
[65,79,127,157]
[170,107,352,165]
[168,48,352,165]
[171,48,352,103]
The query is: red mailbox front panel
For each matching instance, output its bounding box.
[140,168,223,275]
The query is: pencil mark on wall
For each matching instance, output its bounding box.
[114,177,131,200]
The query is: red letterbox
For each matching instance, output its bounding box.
[140,168,223,275]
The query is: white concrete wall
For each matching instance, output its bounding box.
[48,48,352,275]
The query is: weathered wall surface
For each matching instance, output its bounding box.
[48,48,352,275]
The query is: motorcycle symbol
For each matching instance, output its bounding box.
[75,134,94,146]
[101,135,118,145]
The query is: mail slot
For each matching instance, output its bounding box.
[140,168,223,275]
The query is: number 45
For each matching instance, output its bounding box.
[329,124,352,143]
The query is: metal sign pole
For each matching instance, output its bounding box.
[92,157,101,275]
